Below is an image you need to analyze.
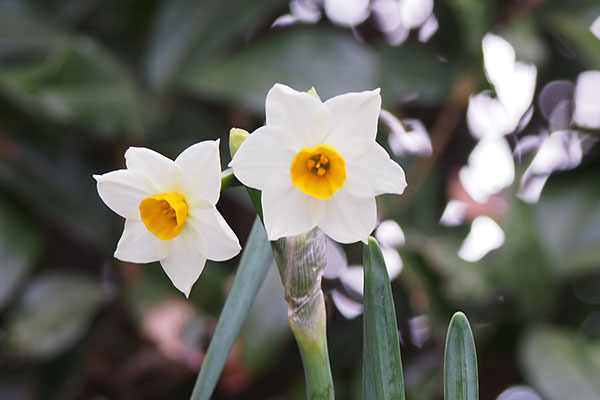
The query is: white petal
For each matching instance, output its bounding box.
[467,92,512,140]
[482,33,516,89]
[340,265,364,296]
[573,70,600,129]
[114,219,172,263]
[399,0,433,29]
[591,16,600,40]
[382,110,432,156]
[418,14,438,42]
[375,219,405,248]
[372,0,402,32]
[265,83,332,148]
[319,190,376,244]
[160,233,207,297]
[187,207,241,262]
[344,142,407,197]
[125,147,183,192]
[175,140,222,206]
[94,170,152,219]
[324,238,348,279]
[323,89,381,156]
[323,0,369,27]
[459,138,514,204]
[440,200,468,226]
[382,247,403,280]
[331,289,363,319]
[229,126,295,192]
[458,216,505,262]
[261,187,325,240]
[495,61,537,122]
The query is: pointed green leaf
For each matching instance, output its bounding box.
[363,237,405,400]
[190,217,273,400]
[444,312,478,400]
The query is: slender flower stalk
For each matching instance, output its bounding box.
[271,228,334,400]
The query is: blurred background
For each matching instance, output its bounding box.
[1,0,599,399]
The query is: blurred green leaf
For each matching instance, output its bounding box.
[144,0,283,90]
[519,326,600,400]
[363,237,406,400]
[444,312,478,400]
[5,271,109,359]
[534,174,600,276]
[190,217,273,400]
[448,0,493,55]
[0,0,63,58]
[0,197,43,309]
[543,12,600,70]
[0,39,143,137]
[178,28,451,113]
[240,260,289,374]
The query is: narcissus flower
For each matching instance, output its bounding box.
[230,84,407,243]
[94,140,241,297]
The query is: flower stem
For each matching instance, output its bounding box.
[271,228,334,400]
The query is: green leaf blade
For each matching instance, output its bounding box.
[190,217,273,400]
[444,312,478,400]
[363,237,406,400]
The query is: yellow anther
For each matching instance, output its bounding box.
[160,201,170,209]
[290,144,346,199]
[167,210,176,219]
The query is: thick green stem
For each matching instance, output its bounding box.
[271,228,334,400]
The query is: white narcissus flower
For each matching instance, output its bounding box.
[230,84,407,244]
[94,140,241,297]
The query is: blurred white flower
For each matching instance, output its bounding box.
[518,130,584,203]
[591,16,600,40]
[459,138,515,204]
[375,219,405,248]
[440,200,468,226]
[230,84,406,243]
[94,141,241,297]
[380,109,432,156]
[324,0,370,27]
[573,70,600,130]
[276,0,437,44]
[458,216,505,262]
[468,34,537,140]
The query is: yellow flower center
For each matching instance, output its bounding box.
[139,192,188,240]
[290,144,346,199]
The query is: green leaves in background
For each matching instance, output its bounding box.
[5,271,109,359]
[363,237,405,400]
[519,327,600,400]
[178,28,452,114]
[444,312,478,400]
[190,217,273,400]
[0,197,42,310]
[144,0,283,90]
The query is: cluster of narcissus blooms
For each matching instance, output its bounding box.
[95,83,406,296]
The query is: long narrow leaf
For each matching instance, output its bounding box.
[444,312,478,400]
[190,217,273,400]
[363,237,406,400]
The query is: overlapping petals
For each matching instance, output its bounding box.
[94,140,241,297]
[230,83,407,243]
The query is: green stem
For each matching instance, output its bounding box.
[271,229,334,400]
[289,290,334,400]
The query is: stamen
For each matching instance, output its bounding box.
[307,159,316,169]
[160,201,170,209]
[320,154,328,165]
[166,210,176,219]
[317,167,326,176]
